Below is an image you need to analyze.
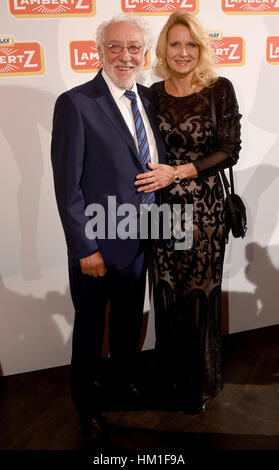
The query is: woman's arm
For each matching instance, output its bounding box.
[136,78,241,192]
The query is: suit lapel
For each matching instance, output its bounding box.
[90,72,143,171]
[90,72,166,170]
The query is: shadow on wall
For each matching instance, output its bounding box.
[0,2,69,281]
[222,16,279,330]
[0,275,74,376]
[0,85,57,281]
[225,242,279,332]
[245,242,279,322]
[222,17,279,280]
[0,274,150,375]
[222,161,279,280]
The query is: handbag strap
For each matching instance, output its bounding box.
[210,86,235,196]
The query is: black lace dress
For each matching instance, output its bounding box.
[150,77,242,409]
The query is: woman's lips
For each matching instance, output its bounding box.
[175,59,191,65]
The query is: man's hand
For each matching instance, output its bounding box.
[80,251,106,277]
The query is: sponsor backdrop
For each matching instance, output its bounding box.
[0,0,278,375]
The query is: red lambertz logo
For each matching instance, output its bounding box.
[121,0,198,15]
[266,36,279,64]
[210,36,245,66]
[222,0,279,14]
[9,0,95,18]
[0,37,45,76]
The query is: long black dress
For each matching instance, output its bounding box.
[151,77,242,409]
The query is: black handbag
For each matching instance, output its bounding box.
[220,168,247,238]
[210,86,247,239]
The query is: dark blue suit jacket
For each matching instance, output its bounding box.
[51,71,167,270]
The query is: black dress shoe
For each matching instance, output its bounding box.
[182,398,212,415]
[121,383,151,409]
[153,383,180,411]
[80,415,108,441]
[199,398,212,411]
[127,383,143,399]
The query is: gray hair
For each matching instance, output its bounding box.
[96,14,153,53]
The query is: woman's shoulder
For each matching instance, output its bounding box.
[150,80,164,95]
[214,76,236,94]
[213,76,240,113]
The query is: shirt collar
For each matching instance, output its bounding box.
[101,69,138,101]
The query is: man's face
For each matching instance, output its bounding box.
[98,21,146,90]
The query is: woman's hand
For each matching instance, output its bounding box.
[135,162,174,193]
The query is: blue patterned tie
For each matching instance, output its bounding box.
[124,90,155,206]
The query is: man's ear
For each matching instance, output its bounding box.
[143,50,148,67]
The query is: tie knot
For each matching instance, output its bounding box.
[124,90,137,102]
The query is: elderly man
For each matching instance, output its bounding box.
[51,16,166,439]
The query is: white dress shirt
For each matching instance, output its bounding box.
[101,70,159,165]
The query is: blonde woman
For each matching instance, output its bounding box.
[136,11,242,413]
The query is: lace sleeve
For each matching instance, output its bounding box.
[193,77,242,178]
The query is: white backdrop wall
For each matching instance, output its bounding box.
[1,0,278,376]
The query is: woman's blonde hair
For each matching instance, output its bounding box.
[155,11,217,87]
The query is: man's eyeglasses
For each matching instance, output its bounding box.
[103,43,144,55]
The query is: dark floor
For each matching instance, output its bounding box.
[1,325,279,464]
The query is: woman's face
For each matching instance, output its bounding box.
[166,24,200,78]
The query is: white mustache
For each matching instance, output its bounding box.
[115,63,135,68]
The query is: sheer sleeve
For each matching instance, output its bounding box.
[193,77,242,178]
